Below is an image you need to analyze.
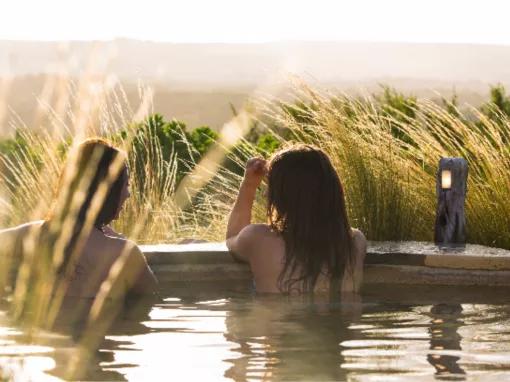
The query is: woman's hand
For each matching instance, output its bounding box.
[243,157,267,188]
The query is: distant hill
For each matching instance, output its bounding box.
[0,40,509,132]
[0,74,250,132]
[1,39,510,87]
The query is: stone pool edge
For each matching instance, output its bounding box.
[140,241,510,286]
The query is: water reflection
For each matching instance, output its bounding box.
[100,297,236,381]
[224,293,362,381]
[56,296,155,381]
[0,294,155,381]
[427,304,466,380]
[3,286,510,381]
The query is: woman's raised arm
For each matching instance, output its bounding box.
[226,158,266,262]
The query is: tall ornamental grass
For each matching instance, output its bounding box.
[253,84,510,248]
[0,79,509,248]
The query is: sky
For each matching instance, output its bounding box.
[1,0,509,45]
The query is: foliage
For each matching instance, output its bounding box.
[255,133,281,155]
[118,114,218,188]
[481,84,510,119]
[0,84,509,249]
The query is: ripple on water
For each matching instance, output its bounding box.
[2,291,510,381]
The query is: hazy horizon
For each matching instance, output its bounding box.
[2,39,510,84]
[2,1,510,132]
[1,39,509,132]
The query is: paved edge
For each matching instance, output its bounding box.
[142,241,510,285]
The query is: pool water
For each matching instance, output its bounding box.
[1,284,510,381]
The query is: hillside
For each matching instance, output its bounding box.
[0,40,509,132]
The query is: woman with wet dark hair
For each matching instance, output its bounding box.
[0,138,157,299]
[226,144,366,294]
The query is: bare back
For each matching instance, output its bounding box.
[65,229,139,298]
[0,221,156,298]
[227,224,367,294]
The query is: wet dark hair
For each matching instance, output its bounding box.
[45,138,128,274]
[266,144,354,293]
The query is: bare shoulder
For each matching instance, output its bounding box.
[351,229,367,257]
[241,223,273,236]
[99,237,152,285]
[119,239,149,266]
[0,220,44,235]
[341,229,367,293]
[93,235,156,295]
[226,224,277,262]
[105,236,139,254]
[237,224,278,247]
[351,228,367,245]
[0,220,44,245]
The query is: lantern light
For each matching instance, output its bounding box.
[441,170,452,190]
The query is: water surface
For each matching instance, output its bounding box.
[1,285,510,381]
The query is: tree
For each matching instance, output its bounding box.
[124,114,219,192]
